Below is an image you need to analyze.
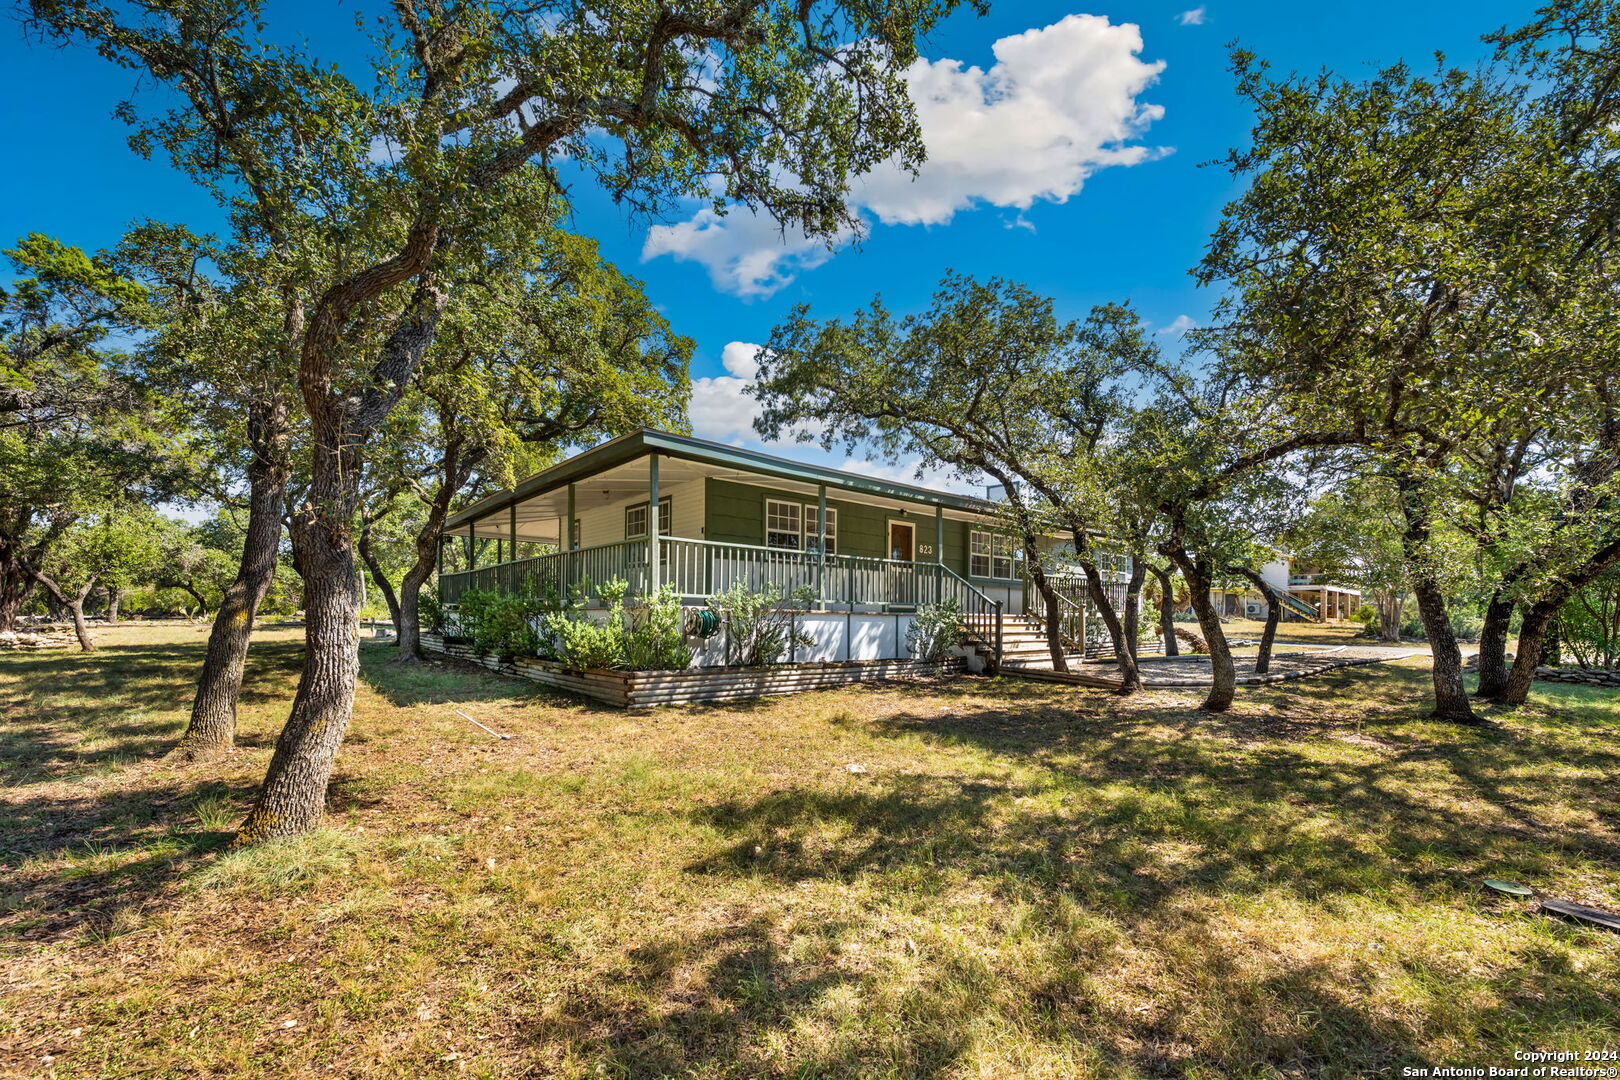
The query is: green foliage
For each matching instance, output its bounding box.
[1560,569,1620,668]
[456,589,545,660]
[419,589,446,634]
[707,581,815,668]
[906,600,962,663]
[621,586,695,672]
[543,580,694,672]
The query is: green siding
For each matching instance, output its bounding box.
[705,479,974,572]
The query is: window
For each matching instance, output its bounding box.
[805,506,837,554]
[766,499,803,550]
[626,497,672,539]
[971,530,1016,579]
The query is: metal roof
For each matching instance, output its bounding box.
[442,428,1004,532]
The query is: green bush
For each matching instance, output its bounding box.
[420,588,446,634]
[457,588,545,659]
[707,580,815,666]
[907,600,962,662]
[542,579,694,671]
[622,585,695,671]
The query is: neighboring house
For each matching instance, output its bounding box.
[1242,557,1362,623]
[436,429,1048,671]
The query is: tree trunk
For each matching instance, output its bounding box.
[1503,600,1558,705]
[1375,591,1404,642]
[1150,564,1179,657]
[1234,568,1281,675]
[1394,470,1480,724]
[396,561,432,662]
[34,573,98,651]
[0,572,33,632]
[1473,588,1516,700]
[106,585,121,624]
[1082,567,1141,692]
[180,583,209,617]
[235,275,446,844]
[0,542,41,632]
[1026,556,1069,674]
[169,401,290,763]
[357,523,402,636]
[1503,539,1620,705]
[1166,540,1235,711]
[234,473,361,844]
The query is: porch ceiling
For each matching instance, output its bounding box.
[462,454,995,539]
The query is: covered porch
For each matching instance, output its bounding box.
[435,430,1017,621]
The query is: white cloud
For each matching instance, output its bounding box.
[687,341,768,443]
[643,209,844,300]
[1177,7,1206,25]
[1157,314,1197,338]
[686,342,984,495]
[643,14,1167,297]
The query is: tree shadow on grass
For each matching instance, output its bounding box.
[356,646,623,715]
[0,639,303,784]
[649,672,1620,1075]
[0,775,259,943]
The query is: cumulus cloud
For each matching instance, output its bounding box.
[687,341,768,444]
[1157,314,1198,338]
[643,14,1167,297]
[642,210,845,300]
[687,342,984,494]
[1177,7,1207,25]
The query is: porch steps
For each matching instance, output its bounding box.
[967,614,1091,673]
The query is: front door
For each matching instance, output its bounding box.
[888,521,914,561]
[888,521,916,606]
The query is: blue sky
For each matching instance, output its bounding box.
[1,0,1530,490]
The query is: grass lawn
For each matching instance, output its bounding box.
[2,622,1617,1079]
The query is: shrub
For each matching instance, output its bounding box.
[907,599,962,662]
[622,585,695,671]
[707,580,815,666]
[542,579,694,671]
[420,588,446,633]
[458,588,545,659]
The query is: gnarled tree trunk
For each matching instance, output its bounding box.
[235,275,446,844]
[170,401,291,763]
[1150,563,1179,657]
[1503,539,1620,705]
[1234,567,1282,675]
[1165,530,1235,711]
[1394,470,1480,724]
[1473,587,1516,700]
[357,523,402,634]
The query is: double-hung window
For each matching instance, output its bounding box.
[626,497,672,539]
[765,499,803,550]
[804,506,838,554]
[970,530,1015,579]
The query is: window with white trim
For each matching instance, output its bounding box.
[970,530,1016,579]
[765,499,802,550]
[626,497,672,539]
[804,505,837,554]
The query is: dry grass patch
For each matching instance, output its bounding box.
[0,622,1616,1078]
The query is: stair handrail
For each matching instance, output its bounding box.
[936,564,1004,671]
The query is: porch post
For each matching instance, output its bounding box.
[647,453,661,594]
[436,534,444,577]
[509,502,518,563]
[934,505,944,605]
[816,483,827,608]
[565,482,576,595]
[566,484,576,548]
[466,521,476,572]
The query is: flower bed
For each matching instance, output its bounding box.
[421,632,966,708]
